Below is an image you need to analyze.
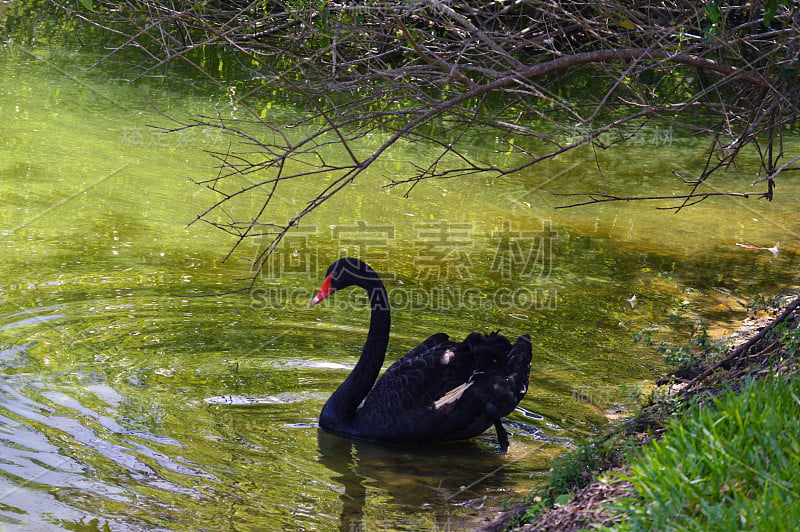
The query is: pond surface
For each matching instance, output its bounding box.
[1,41,799,531]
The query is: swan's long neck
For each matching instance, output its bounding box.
[320,280,390,430]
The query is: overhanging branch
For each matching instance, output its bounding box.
[56,0,800,291]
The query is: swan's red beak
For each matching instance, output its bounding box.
[311,274,334,307]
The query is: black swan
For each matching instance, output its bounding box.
[311,257,532,450]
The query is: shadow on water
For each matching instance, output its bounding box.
[317,430,519,531]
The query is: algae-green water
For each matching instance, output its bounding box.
[1,42,799,531]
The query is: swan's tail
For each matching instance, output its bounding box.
[507,334,532,399]
[463,331,512,369]
[475,334,532,449]
[489,334,532,416]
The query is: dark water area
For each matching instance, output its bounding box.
[1,38,799,531]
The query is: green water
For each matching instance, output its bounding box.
[1,40,799,531]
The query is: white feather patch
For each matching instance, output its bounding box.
[441,349,456,365]
[433,381,474,410]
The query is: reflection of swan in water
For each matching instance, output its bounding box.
[316,430,521,531]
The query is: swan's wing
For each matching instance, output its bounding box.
[361,336,472,411]
[402,333,450,359]
[352,333,531,445]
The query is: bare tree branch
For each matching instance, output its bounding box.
[55,0,800,290]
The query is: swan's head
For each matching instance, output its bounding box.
[310,257,379,307]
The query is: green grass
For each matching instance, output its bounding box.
[611,375,800,531]
[509,435,632,527]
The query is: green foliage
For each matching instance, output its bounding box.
[746,292,776,314]
[767,316,800,357]
[613,376,800,530]
[635,313,714,371]
[763,0,799,26]
[511,433,635,528]
[535,438,628,511]
[518,497,550,526]
[1,0,77,45]
[702,1,722,38]
[548,439,613,497]
[703,0,797,37]
[765,0,780,25]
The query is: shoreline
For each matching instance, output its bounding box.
[476,292,800,531]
